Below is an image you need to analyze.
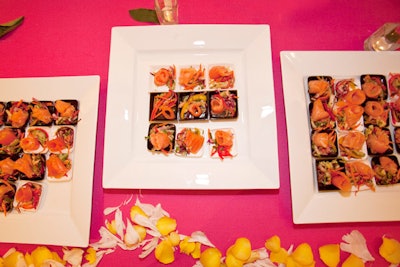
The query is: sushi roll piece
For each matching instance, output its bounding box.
[308,98,335,131]
[151,65,176,91]
[52,99,79,125]
[0,180,16,215]
[14,181,43,212]
[209,90,238,119]
[5,100,30,128]
[178,65,206,90]
[178,92,208,120]
[149,91,178,121]
[388,73,400,96]
[146,123,176,154]
[363,100,389,127]
[15,153,46,181]
[29,99,54,126]
[315,158,346,191]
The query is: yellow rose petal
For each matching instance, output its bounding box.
[0,257,3,267]
[85,247,97,265]
[200,247,222,267]
[342,254,365,267]
[191,242,201,259]
[156,216,177,236]
[291,243,315,266]
[265,235,281,253]
[130,205,147,221]
[155,239,175,264]
[319,244,340,267]
[3,251,26,267]
[270,248,289,264]
[24,253,33,266]
[180,236,196,255]
[106,219,117,235]
[229,237,252,262]
[168,231,180,247]
[31,246,54,267]
[379,236,400,264]
[225,253,244,267]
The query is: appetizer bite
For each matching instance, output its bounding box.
[363,100,389,127]
[394,127,400,153]
[361,74,387,100]
[309,99,335,131]
[0,127,23,155]
[14,181,43,212]
[0,102,5,126]
[388,73,400,96]
[52,99,79,125]
[307,76,333,101]
[334,78,359,99]
[178,65,205,90]
[175,127,205,157]
[208,65,235,89]
[208,128,237,160]
[338,131,366,159]
[14,153,46,181]
[147,123,176,154]
[345,160,376,192]
[47,126,75,154]
[151,65,176,90]
[20,127,49,153]
[149,90,178,121]
[5,100,30,128]
[371,155,400,185]
[0,180,16,215]
[46,153,72,180]
[333,99,364,131]
[29,99,54,126]
[365,125,393,155]
[0,155,19,182]
[179,92,208,120]
[315,159,347,191]
[389,92,400,126]
[209,90,238,119]
[310,130,337,158]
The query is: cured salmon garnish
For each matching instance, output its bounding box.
[209,66,235,89]
[179,65,205,90]
[151,65,176,90]
[310,99,330,122]
[14,154,35,178]
[46,154,71,179]
[0,127,18,145]
[0,157,15,176]
[30,100,53,125]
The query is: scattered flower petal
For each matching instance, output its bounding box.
[3,249,26,267]
[379,236,400,264]
[340,230,375,262]
[85,247,97,265]
[90,226,121,250]
[290,243,315,266]
[228,237,252,262]
[124,219,141,248]
[156,216,177,236]
[155,239,175,264]
[200,247,222,267]
[189,231,215,247]
[139,237,160,259]
[319,244,340,267]
[265,235,281,253]
[342,253,365,267]
[62,248,84,267]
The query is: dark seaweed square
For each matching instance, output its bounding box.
[18,153,46,181]
[306,76,333,102]
[315,158,345,191]
[149,91,178,121]
[371,155,400,185]
[29,100,55,126]
[310,130,338,158]
[5,101,30,128]
[53,99,79,125]
[209,90,238,119]
[178,92,208,121]
[146,123,176,153]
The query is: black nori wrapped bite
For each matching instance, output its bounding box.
[5,100,30,128]
[149,91,178,121]
[53,100,79,125]
[209,90,238,119]
[0,180,16,215]
[15,153,46,181]
[146,123,176,154]
[178,92,208,120]
[29,99,55,126]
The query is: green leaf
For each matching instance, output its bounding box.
[129,8,159,24]
[0,16,25,39]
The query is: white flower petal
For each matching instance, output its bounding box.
[42,259,65,267]
[3,247,16,258]
[114,208,126,240]
[63,248,84,267]
[124,219,141,247]
[139,237,159,259]
[132,214,158,233]
[189,231,215,247]
[340,230,375,262]
[90,226,123,250]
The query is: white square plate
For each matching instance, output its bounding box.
[103,25,279,189]
[0,76,99,246]
[281,51,400,224]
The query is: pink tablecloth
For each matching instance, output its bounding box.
[1,0,400,266]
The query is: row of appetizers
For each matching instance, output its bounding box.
[0,99,80,128]
[150,64,235,91]
[149,90,238,121]
[146,123,237,160]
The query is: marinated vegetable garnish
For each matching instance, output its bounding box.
[14,182,42,212]
[0,156,18,182]
[209,65,235,89]
[179,65,205,90]
[47,126,75,153]
[365,125,393,155]
[345,160,376,192]
[333,99,364,130]
[309,99,335,130]
[29,99,54,126]
[307,76,332,101]
[361,74,387,100]
[53,100,79,125]
[311,130,337,157]
[210,90,238,119]
[316,159,345,189]
[338,131,366,159]
[363,100,389,127]
[334,78,358,99]
[179,92,208,120]
[5,100,30,128]
[150,90,178,121]
[46,153,71,179]
[20,127,49,153]
[389,93,400,125]
[147,123,175,154]
[388,73,400,96]
[342,89,366,105]
[0,127,23,155]
[14,153,46,180]
[151,65,176,90]
[0,180,16,216]
[208,128,236,159]
[175,128,204,156]
[372,156,400,185]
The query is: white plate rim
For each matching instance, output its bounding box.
[0,75,99,246]
[281,50,400,224]
[103,24,279,190]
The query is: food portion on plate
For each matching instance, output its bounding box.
[306,73,400,194]
[208,65,235,89]
[175,127,205,157]
[178,92,208,120]
[208,128,237,160]
[178,65,205,90]
[209,90,238,119]
[149,91,178,121]
[0,97,79,215]
[147,123,176,154]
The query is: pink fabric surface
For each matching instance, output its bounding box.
[1,0,400,266]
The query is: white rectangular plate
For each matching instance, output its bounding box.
[103,25,279,189]
[281,51,400,224]
[0,76,99,246]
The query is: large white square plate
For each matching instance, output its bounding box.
[103,25,279,189]
[0,76,99,246]
[281,51,400,224]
